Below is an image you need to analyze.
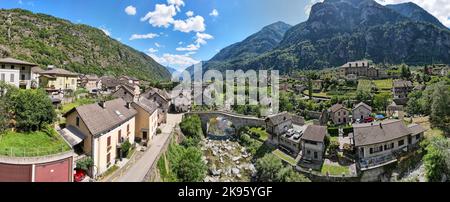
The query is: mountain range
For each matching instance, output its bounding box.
[0,9,171,81]
[201,0,450,74]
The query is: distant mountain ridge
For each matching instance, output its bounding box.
[0,9,171,81]
[203,0,450,73]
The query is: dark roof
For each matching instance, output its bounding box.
[64,98,137,136]
[100,76,120,88]
[330,104,349,113]
[353,102,372,112]
[0,58,37,66]
[302,125,327,142]
[393,80,413,88]
[31,66,45,73]
[266,112,292,126]
[144,88,171,101]
[408,124,427,135]
[41,67,78,76]
[133,97,158,114]
[352,120,411,147]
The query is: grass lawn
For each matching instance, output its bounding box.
[249,127,269,142]
[321,164,350,176]
[273,149,297,165]
[303,90,331,98]
[0,128,70,157]
[60,98,95,114]
[357,80,373,92]
[99,165,119,180]
[373,79,393,90]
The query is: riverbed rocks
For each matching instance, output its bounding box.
[201,138,256,182]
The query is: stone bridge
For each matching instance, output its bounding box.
[185,111,266,133]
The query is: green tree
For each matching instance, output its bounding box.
[430,82,450,135]
[255,154,284,182]
[373,92,390,113]
[174,147,207,182]
[276,166,310,182]
[9,89,56,131]
[179,115,204,141]
[406,91,423,116]
[355,90,373,104]
[400,64,411,79]
[423,136,449,182]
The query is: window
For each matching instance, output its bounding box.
[21,66,25,70]
[107,153,111,165]
[369,148,373,154]
[338,112,340,116]
[338,118,341,123]
[118,130,122,143]
[398,140,405,146]
[76,117,80,127]
[10,74,14,82]
[21,74,25,80]
[127,124,130,136]
[416,134,421,140]
[314,152,318,159]
[1,74,5,81]
[1,64,4,69]
[107,136,111,147]
[11,65,14,69]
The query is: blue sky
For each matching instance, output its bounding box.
[0,0,312,71]
[1,0,448,71]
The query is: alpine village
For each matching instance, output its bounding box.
[0,0,449,183]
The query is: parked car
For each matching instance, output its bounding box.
[364,117,374,123]
[74,169,86,182]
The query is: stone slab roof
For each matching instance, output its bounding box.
[352,120,411,147]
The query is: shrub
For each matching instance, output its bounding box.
[328,127,339,137]
[76,157,94,171]
[156,128,162,134]
[121,140,131,156]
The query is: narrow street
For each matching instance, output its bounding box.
[106,113,183,182]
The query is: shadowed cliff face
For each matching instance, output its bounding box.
[202,0,450,74]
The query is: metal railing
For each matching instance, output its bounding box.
[0,146,70,157]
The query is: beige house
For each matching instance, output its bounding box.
[39,66,78,92]
[113,84,141,103]
[131,97,159,145]
[329,104,350,125]
[0,58,39,89]
[352,120,426,170]
[352,102,372,122]
[63,98,137,176]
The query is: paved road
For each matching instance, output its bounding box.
[111,113,183,182]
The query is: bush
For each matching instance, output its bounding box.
[76,157,94,171]
[156,128,162,134]
[180,115,203,140]
[121,141,131,156]
[328,139,340,155]
[328,127,339,136]
[174,147,207,182]
[342,126,353,135]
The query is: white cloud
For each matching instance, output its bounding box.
[155,42,162,48]
[99,26,111,36]
[149,53,199,68]
[195,32,214,45]
[185,52,196,56]
[173,15,206,33]
[129,33,159,40]
[178,41,184,45]
[186,11,194,17]
[141,4,177,28]
[167,0,185,12]
[147,48,158,53]
[117,38,122,41]
[375,0,450,27]
[209,9,219,17]
[125,5,137,16]
[176,44,200,51]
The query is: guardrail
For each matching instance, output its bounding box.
[0,146,70,157]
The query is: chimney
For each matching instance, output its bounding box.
[99,100,106,108]
[126,102,132,109]
[47,65,55,70]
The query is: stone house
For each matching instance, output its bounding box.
[98,76,120,94]
[351,120,426,170]
[63,98,137,176]
[112,84,141,103]
[339,60,384,79]
[266,112,292,144]
[79,74,99,93]
[329,104,350,125]
[393,80,413,105]
[300,125,327,163]
[352,102,372,122]
[143,88,171,125]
